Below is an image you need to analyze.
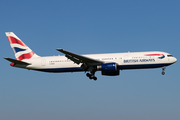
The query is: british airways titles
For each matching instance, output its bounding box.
[124,58,155,63]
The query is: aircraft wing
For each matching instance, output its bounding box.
[56,49,103,65]
[4,57,31,65]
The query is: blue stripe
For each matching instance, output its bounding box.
[34,63,172,73]
[118,63,172,70]
[158,56,165,59]
[34,67,82,73]
[14,47,26,53]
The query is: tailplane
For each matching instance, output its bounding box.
[5,32,40,61]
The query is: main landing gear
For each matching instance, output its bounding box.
[86,68,97,81]
[86,73,97,80]
[85,66,97,81]
[162,67,166,75]
[81,64,97,81]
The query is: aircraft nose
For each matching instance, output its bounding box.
[173,57,177,63]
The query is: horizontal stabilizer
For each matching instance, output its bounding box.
[4,57,31,65]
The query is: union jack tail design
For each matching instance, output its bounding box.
[5,32,39,61]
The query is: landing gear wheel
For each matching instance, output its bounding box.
[93,77,97,81]
[161,66,166,75]
[89,76,93,80]
[162,71,165,75]
[86,73,91,77]
[86,73,97,80]
[86,66,97,80]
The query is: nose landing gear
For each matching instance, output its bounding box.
[162,67,166,75]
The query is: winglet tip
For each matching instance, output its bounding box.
[56,48,63,51]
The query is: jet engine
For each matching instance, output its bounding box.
[98,63,120,76]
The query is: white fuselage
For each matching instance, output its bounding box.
[15,51,177,73]
[5,32,177,80]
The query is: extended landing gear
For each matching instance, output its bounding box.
[162,67,166,75]
[86,73,97,80]
[162,71,165,75]
[83,65,97,81]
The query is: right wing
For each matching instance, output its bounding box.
[56,49,104,66]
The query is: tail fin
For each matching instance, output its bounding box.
[5,32,40,61]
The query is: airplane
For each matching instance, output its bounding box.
[4,32,177,80]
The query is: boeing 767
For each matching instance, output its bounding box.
[4,32,177,80]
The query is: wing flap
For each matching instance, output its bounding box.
[56,49,103,65]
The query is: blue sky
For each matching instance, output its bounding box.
[0,0,180,120]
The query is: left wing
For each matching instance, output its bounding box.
[56,49,103,66]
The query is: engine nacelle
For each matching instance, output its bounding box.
[101,63,117,71]
[99,63,120,76]
[102,70,119,76]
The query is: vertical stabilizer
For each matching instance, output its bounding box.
[5,32,40,61]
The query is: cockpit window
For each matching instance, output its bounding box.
[167,55,173,57]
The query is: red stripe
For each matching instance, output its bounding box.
[17,51,34,61]
[145,54,164,56]
[10,62,16,66]
[7,36,27,46]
